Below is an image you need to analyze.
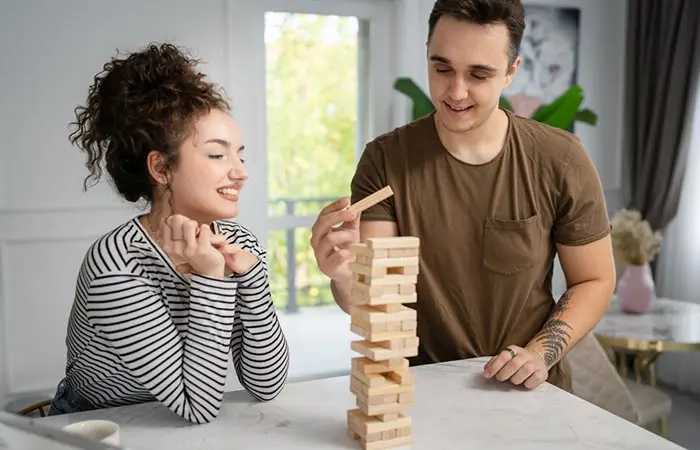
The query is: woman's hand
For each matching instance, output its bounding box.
[158,215,226,279]
[214,243,260,275]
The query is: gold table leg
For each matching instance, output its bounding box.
[657,417,669,439]
[632,351,661,387]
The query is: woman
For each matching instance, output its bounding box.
[48,43,290,424]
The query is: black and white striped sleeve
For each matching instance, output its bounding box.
[230,237,290,401]
[85,272,238,424]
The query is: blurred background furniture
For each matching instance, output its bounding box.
[17,399,51,417]
[593,297,700,386]
[567,332,672,437]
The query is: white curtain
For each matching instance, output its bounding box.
[654,74,700,395]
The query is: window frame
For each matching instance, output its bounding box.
[225,0,396,271]
[223,0,398,383]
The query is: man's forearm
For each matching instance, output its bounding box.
[331,279,354,314]
[526,280,613,368]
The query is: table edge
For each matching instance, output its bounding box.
[594,333,700,351]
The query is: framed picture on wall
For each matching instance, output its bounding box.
[503,5,581,121]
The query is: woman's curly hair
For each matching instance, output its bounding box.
[69,42,230,203]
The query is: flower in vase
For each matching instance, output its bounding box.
[610,209,662,266]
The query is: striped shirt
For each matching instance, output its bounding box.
[56,217,290,424]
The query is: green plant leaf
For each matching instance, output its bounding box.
[393,77,435,120]
[530,85,584,130]
[575,108,597,126]
[499,96,514,111]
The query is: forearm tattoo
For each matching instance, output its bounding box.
[533,290,573,367]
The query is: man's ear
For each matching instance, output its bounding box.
[504,55,521,89]
[146,150,169,185]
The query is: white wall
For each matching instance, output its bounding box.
[0,0,246,404]
[0,0,626,405]
[530,0,626,192]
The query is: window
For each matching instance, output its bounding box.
[265,11,370,312]
[228,0,394,382]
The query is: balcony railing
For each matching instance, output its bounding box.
[268,196,341,313]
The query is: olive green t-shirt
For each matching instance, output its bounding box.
[350,109,610,392]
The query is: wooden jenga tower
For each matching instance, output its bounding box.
[346,236,419,450]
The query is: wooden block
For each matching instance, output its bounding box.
[352,357,408,375]
[381,395,399,405]
[348,426,360,440]
[386,369,414,386]
[351,281,400,297]
[350,315,386,333]
[346,186,394,214]
[366,436,412,450]
[402,336,420,348]
[376,336,409,351]
[356,396,414,416]
[351,388,413,409]
[351,316,388,334]
[385,321,402,332]
[366,236,419,250]
[388,248,419,258]
[379,424,411,439]
[348,406,412,432]
[352,317,415,336]
[351,340,418,361]
[360,256,419,268]
[357,393,401,406]
[355,394,410,410]
[375,304,403,313]
[378,412,400,422]
[351,368,389,387]
[390,265,419,276]
[399,392,413,403]
[347,409,411,438]
[354,273,418,287]
[351,323,416,343]
[398,284,415,294]
[351,290,417,306]
[350,262,389,278]
[350,305,416,324]
[400,319,417,331]
[350,243,389,259]
[348,383,400,406]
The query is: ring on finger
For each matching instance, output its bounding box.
[503,347,517,358]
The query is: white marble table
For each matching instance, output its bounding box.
[594,298,700,350]
[33,357,683,450]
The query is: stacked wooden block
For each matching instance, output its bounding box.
[346,236,420,450]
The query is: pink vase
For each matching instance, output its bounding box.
[617,263,656,314]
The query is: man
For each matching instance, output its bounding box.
[310,0,615,392]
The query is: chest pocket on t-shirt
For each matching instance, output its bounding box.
[482,214,542,276]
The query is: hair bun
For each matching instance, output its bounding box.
[96,43,205,134]
[69,42,229,204]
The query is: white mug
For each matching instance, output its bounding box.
[62,420,120,446]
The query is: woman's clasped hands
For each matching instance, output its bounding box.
[156,214,258,278]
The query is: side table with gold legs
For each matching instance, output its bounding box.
[593,297,700,440]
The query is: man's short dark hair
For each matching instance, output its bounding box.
[427,0,526,65]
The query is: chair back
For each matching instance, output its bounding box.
[566,333,637,422]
